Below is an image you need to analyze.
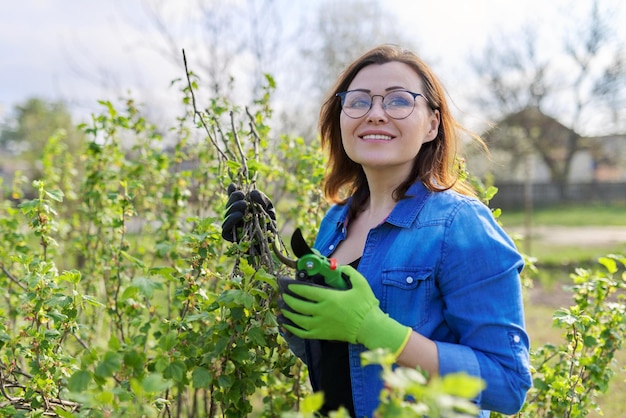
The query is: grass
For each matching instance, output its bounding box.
[524,241,626,267]
[497,202,626,227]
[517,203,626,417]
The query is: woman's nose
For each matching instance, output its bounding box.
[367,96,387,122]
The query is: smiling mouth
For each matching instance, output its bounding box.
[361,134,394,141]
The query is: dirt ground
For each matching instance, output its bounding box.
[506,225,626,247]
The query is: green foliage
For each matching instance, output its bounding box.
[0,66,624,417]
[0,73,321,416]
[363,349,484,417]
[511,254,626,418]
[284,349,484,418]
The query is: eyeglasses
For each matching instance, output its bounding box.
[336,90,428,119]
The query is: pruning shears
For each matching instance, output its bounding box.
[273,228,348,290]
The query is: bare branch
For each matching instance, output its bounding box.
[0,264,26,291]
[182,50,229,162]
[230,111,249,182]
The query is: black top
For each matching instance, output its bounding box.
[317,258,360,417]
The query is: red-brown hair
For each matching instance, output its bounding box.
[319,44,481,216]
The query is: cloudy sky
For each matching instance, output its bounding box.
[1,0,624,127]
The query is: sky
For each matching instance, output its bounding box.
[1,0,624,131]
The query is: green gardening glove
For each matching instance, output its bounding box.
[280,265,412,356]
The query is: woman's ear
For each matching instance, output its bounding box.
[425,109,440,142]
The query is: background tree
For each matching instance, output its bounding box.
[139,0,285,102]
[67,0,420,142]
[0,97,85,180]
[277,0,421,140]
[470,0,626,199]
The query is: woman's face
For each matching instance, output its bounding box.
[340,61,440,180]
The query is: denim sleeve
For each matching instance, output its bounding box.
[436,199,532,415]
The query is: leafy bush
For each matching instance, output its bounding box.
[514,255,626,418]
[0,74,325,417]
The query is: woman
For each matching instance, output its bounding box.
[223,44,531,417]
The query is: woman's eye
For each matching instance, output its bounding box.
[386,94,412,107]
[347,98,371,109]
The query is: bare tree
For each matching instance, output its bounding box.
[471,0,626,199]
[278,0,422,140]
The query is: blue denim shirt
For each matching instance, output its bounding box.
[286,181,532,417]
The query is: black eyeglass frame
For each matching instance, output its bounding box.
[335,90,433,120]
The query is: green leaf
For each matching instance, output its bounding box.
[95,351,122,378]
[141,373,172,393]
[253,269,277,289]
[247,326,267,346]
[54,406,76,418]
[484,185,498,201]
[218,289,254,309]
[124,350,146,373]
[164,360,186,382]
[18,199,38,213]
[45,189,64,202]
[225,160,242,170]
[583,335,597,347]
[131,276,163,298]
[441,372,486,398]
[45,295,72,308]
[598,256,617,274]
[154,355,169,373]
[58,269,81,285]
[121,251,146,268]
[361,348,396,368]
[67,370,91,392]
[0,406,17,417]
[192,367,213,389]
[121,285,139,300]
[159,330,178,351]
[553,308,577,326]
[215,336,230,353]
[301,392,324,413]
[45,310,68,322]
[108,335,121,351]
[217,374,233,389]
[533,377,550,391]
[232,345,251,362]
[80,294,104,307]
[96,390,115,405]
[149,265,175,277]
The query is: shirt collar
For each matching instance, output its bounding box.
[333,182,430,230]
[386,182,430,228]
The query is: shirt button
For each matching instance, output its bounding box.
[406,276,414,284]
[513,335,521,343]
[328,244,335,251]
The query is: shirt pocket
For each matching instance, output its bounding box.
[381,268,433,329]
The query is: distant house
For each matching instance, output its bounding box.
[586,134,626,182]
[465,107,626,207]
[468,107,626,184]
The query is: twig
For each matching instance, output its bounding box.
[245,107,260,161]
[230,111,249,182]
[208,113,237,161]
[182,49,228,162]
[0,265,27,291]
[72,333,89,350]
